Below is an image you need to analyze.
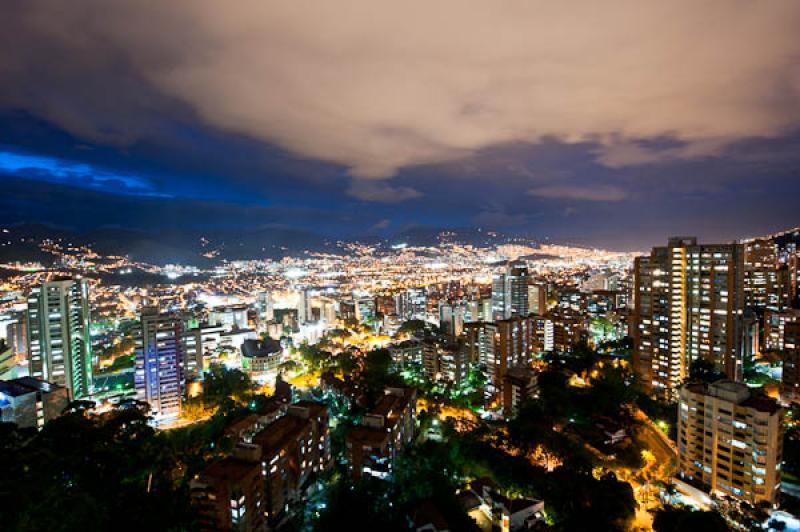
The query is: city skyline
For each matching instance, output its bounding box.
[3,3,800,531]
[1,2,800,249]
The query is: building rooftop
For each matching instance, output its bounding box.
[504,365,537,383]
[456,490,482,512]
[198,456,259,485]
[241,337,282,358]
[290,400,327,419]
[0,376,62,397]
[0,380,34,398]
[224,413,259,436]
[372,387,415,420]
[742,394,782,415]
[347,425,390,447]
[252,415,307,456]
[256,397,285,417]
[684,379,781,414]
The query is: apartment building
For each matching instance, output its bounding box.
[190,444,266,532]
[252,401,330,525]
[464,316,537,397]
[26,279,92,399]
[346,387,416,481]
[633,238,745,395]
[677,380,783,505]
[781,322,800,404]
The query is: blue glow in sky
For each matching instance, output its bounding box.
[0,149,169,197]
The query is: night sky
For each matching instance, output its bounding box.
[1,1,799,250]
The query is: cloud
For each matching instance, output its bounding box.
[594,139,730,168]
[2,1,800,182]
[529,184,627,202]
[346,180,421,203]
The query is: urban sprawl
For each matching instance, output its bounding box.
[2,226,800,531]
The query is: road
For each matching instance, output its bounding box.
[635,409,677,470]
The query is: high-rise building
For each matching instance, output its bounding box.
[182,323,228,377]
[396,287,427,321]
[479,297,493,322]
[507,262,529,318]
[781,322,800,404]
[541,308,588,353]
[742,238,789,311]
[389,339,423,370]
[6,315,27,359]
[464,316,536,397]
[677,380,783,505]
[583,271,621,292]
[633,238,745,395]
[491,270,508,321]
[26,279,93,399]
[255,291,274,325]
[764,309,800,352]
[491,261,529,320]
[317,297,337,325]
[741,228,800,311]
[438,302,465,337]
[528,283,548,316]
[421,336,470,385]
[181,325,204,380]
[297,288,313,324]
[0,343,15,379]
[134,308,184,419]
[354,297,376,323]
[208,305,248,330]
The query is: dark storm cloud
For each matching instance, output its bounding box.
[3,1,800,181]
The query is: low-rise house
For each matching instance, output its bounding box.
[459,478,545,532]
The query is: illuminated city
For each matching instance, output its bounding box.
[2,2,800,532]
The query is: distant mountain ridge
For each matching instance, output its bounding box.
[0,223,332,265]
[0,223,526,266]
[2,223,798,266]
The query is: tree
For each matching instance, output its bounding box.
[334,350,358,374]
[202,363,253,404]
[315,478,399,531]
[296,342,333,371]
[397,319,429,336]
[546,470,636,531]
[652,507,728,532]
[0,408,197,531]
[554,340,599,376]
[688,358,725,384]
[392,441,460,504]
[359,348,403,406]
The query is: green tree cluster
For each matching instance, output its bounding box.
[0,407,202,531]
